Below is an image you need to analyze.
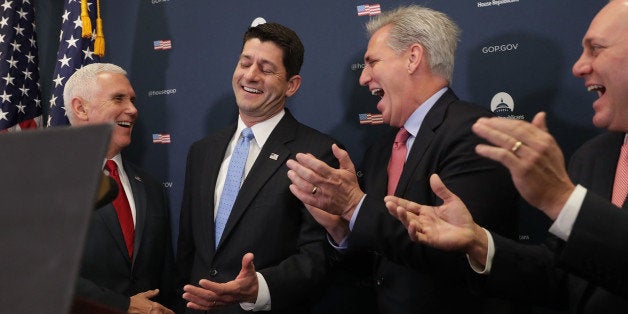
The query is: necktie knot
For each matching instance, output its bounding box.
[241,128,254,141]
[393,128,410,148]
[105,160,118,176]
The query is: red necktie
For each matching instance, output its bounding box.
[105,160,135,258]
[612,139,628,207]
[387,127,410,195]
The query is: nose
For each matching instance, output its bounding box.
[126,101,138,118]
[243,64,261,81]
[359,66,371,86]
[572,51,590,78]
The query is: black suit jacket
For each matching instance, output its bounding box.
[347,89,519,313]
[176,110,338,314]
[486,132,628,313]
[76,160,175,311]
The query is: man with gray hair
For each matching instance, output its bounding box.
[286,5,518,313]
[66,63,175,314]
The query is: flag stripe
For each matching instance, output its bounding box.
[152,133,171,144]
[358,113,384,125]
[0,0,42,132]
[47,0,101,127]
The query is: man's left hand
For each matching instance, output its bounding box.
[182,253,258,311]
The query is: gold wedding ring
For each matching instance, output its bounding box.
[311,186,318,195]
[510,141,523,154]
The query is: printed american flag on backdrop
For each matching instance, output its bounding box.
[359,113,384,125]
[0,0,42,132]
[153,39,171,50]
[356,4,381,17]
[47,0,100,127]
[152,133,171,144]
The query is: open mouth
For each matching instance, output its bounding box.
[587,84,606,98]
[116,121,133,128]
[371,88,384,98]
[243,86,262,94]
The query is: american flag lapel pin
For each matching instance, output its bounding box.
[269,153,279,160]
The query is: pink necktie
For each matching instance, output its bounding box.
[105,160,135,258]
[612,139,628,207]
[387,128,410,195]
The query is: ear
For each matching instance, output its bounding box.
[71,97,89,122]
[407,43,424,74]
[285,74,302,97]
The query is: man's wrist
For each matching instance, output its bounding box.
[329,220,350,244]
[341,192,365,221]
[542,184,576,221]
[466,223,488,267]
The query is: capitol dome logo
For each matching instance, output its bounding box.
[251,17,267,27]
[490,92,515,117]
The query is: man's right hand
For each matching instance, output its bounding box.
[128,289,174,314]
[472,112,576,220]
[384,174,489,266]
[287,144,365,231]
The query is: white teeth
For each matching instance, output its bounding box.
[243,86,262,94]
[117,121,132,128]
[587,84,604,92]
[371,88,384,97]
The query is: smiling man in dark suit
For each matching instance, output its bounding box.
[175,22,338,314]
[286,5,518,314]
[383,1,628,312]
[66,63,175,314]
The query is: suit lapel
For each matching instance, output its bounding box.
[215,113,296,249]
[205,126,236,254]
[97,203,131,263]
[126,163,145,265]
[586,132,623,201]
[395,90,455,196]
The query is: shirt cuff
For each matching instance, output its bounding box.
[327,194,367,249]
[549,185,587,241]
[467,228,494,274]
[239,272,271,311]
[348,194,366,230]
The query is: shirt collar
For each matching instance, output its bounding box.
[236,109,285,148]
[404,87,448,138]
[103,153,123,170]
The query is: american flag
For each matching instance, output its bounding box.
[356,4,381,17]
[153,39,171,50]
[0,0,42,132]
[359,113,384,125]
[47,0,101,127]
[152,133,171,144]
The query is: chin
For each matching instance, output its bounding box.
[591,116,610,130]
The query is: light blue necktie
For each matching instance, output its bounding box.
[215,128,254,247]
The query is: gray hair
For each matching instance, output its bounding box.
[64,63,127,124]
[365,5,460,82]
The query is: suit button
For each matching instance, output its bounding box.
[209,268,218,277]
[376,276,384,286]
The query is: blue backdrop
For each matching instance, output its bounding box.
[36,0,606,245]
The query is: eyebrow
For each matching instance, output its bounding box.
[109,92,135,100]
